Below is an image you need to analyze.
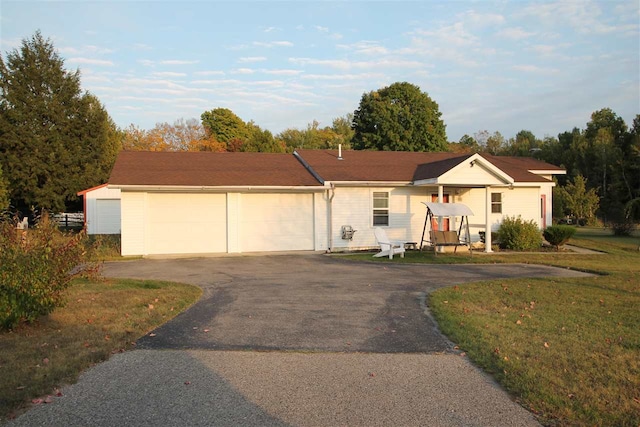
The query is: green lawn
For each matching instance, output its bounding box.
[342,227,640,426]
[0,278,201,422]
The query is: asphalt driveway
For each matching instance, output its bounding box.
[101,254,591,353]
[9,254,592,427]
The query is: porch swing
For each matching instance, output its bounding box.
[419,202,474,255]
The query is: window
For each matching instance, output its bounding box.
[491,192,502,214]
[373,192,389,226]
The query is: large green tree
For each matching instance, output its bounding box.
[0,164,9,212]
[0,31,120,212]
[200,108,250,145]
[351,82,447,151]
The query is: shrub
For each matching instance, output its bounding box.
[543,225,577,251]
[0,213,99,329]
[610,220,636,236]
[497,216,542,251]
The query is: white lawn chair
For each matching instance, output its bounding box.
[373,227,406,259]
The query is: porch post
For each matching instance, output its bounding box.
[438,185,444,253]
[485,186,493,253]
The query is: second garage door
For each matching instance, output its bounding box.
[240,193,314,252]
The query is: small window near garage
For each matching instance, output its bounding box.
[373,191,389,226]
[491,192,502,214]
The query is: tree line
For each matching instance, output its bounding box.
[1,31,638,229]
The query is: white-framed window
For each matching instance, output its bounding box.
[373,191,389,226]
[491,192,502,214]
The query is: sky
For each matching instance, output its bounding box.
[1,1,638,142]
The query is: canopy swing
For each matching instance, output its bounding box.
[419,202,474,255]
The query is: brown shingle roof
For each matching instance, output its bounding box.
[109,151,322,187]
[108,150,565,188]
[295,149,467,182]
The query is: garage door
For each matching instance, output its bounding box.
[240,193,314,252]
[96,199,121,234]
[146,194,227,255]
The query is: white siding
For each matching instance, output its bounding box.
[84,186,121,235]
[146,193,227,255]
[439,161,506,186]
[239,193,314,252]
[458,186,543,241]
[330,186,433,251]
[121,192,146,256]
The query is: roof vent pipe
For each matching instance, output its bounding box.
[338,143,343,160]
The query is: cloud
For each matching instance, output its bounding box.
[132,43,152,51]
[337,41,389,55]
[512,64,560,75]
[262,69,303,76]
[522,1,637,35]
[138,59,155,67]
[151,71,187,78]
[301,73,386,81]
[413,22,478,47]
[253,41,294,48]
[289,57,423,70]
[67,57,114,66]
[460,10,505,27]
[193,70,225,76]
[262,26,280,33]
[497,27,536,40]
[231,68,255,74]
[238,56,267,63]
[530,44,556,55]
[315,25,329,32]
[160,59,200,65]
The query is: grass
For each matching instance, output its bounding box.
[341,227,640,426]
[0,277,201,422]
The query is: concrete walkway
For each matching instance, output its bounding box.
[8,255,592,426]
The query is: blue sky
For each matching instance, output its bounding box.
[1,1,638,142]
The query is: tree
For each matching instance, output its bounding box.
[555,175,599,225]
[351,82,448,151]
[485,131,505,155]
[0,164,9,212]
[331,114,354,149]
[121,118,222,152]
[0,31,119,212]
[200,108,249,145]
[243,121,284,153]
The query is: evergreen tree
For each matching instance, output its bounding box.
[0,31,119,212]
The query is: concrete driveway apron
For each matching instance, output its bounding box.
[8,254,592,427]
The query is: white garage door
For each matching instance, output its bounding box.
[95,199,121,234]
[240,193,314,252]
[146,194,227,255]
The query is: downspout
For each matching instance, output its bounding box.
[327,184,335,252]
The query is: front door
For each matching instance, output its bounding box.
[431,194,450,231]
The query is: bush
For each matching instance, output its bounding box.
[610,220,636,236]
[0,213,99,329]
[497,216,542,251]
[543,225,576,251]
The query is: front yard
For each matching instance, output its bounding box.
[348,228,640,426]
[0,278,201,422]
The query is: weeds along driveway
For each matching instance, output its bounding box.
[103,254,592,353]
